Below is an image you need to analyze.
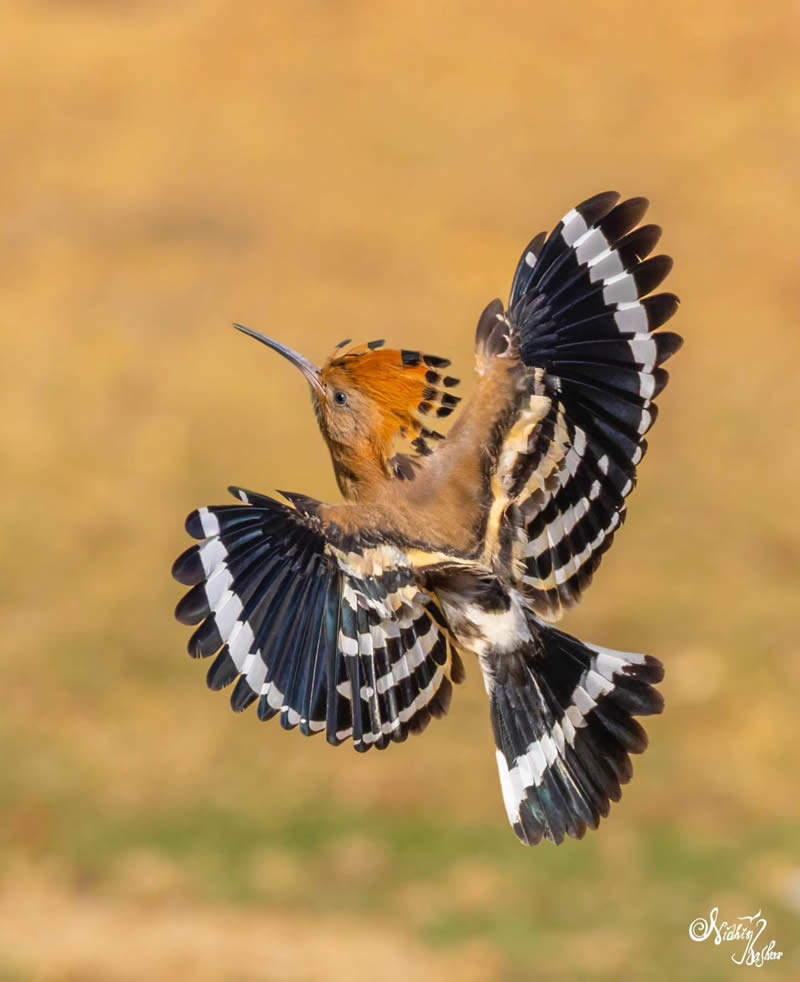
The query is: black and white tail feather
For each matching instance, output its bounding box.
[487,615,663,845]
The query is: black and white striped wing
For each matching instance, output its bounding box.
[491,192,682,620]
[172,487,463,750]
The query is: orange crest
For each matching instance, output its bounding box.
[320,340,461,456]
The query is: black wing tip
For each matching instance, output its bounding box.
[231,677,258,712]
[632,254,674,296]
[612,195,649,221]
[174,583,209,626]
[617,223,662,264]
[575,190,621,225]
[643,292,681,329]
[529,229,547,255]
[626,653,665,686]
[655,330,684,364]
[595,196,651,242]
[667,331,684,354]
[172,544,204,585]
[185,509,205,539]
[190,617,223,659]
[621,194,649,211]
[278,490,323,515]
[207,649,238,689]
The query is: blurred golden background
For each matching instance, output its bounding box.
[2,1,798,979]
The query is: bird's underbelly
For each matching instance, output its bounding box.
[436,583,534,661]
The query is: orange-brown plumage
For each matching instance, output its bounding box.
[229,325,513,544]
[287,339,461,502]
[321,345,441,450]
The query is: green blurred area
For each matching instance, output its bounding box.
[1,1,798,979]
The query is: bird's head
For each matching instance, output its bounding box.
[233,325,460,500]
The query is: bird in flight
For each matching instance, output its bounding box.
[172,191,682,845]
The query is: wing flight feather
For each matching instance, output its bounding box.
[172,487,464,750]
[482,193,682,620]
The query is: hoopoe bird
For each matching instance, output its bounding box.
[172,191,682,845]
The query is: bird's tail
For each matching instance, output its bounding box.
[489,618,663,845]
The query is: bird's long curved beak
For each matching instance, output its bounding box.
[233,324,324,395]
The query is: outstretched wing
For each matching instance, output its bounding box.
[484,192,682,620]
[172,487,464,750]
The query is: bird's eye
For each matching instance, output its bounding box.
[333,391,348,407]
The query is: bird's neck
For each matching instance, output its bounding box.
[328,439,392,503]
